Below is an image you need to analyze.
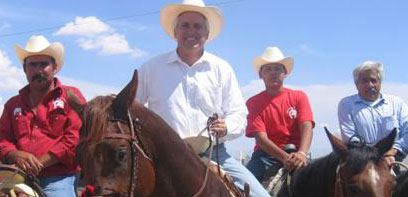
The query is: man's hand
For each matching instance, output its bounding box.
[6,150,43,175]
[384,155,395,166]
[284,151,307,171]
[210,119,227,138]
[384,148,398,166]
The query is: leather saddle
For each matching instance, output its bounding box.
[0,164,45,197]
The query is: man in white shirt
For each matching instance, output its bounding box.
[136,0,269,196]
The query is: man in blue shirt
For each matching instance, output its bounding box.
[338,61,408,166]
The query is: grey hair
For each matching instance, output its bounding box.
[353,61,384,84]
[173,11,209,34]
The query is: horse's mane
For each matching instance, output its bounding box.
[288,140,383,196]
[80,95,115,143]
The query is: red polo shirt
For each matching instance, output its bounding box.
[246,88,314,151]
[0,78,86,177]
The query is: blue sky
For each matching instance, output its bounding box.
[1,0,408,158]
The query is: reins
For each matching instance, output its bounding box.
[192,113,219,197]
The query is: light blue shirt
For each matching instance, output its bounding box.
[338,93,408,155]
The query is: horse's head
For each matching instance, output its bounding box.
[68,70,155,196]
[325,127,396,197]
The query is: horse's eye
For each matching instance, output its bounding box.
[117,149,127,162]
[95,152,103,163]
[346,184,361,195]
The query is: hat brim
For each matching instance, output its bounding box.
[254,56,294,75]
[14,42,64,73]
[161,4,223,42]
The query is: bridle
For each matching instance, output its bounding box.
[88,110,153,197]
[334,162,346,197]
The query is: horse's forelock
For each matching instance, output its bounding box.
[344,141,383,174]
[81,96,115,143]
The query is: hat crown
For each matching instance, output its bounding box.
[182,0,205,7]
[262,46,285,62]
[24,35,52,52]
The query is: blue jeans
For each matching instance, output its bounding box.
[202,143,270,197]
[40,175,77,197]
[246,150,282,182]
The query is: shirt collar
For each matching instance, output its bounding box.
[166,49,211,66]
[355,93,388,106]
[19,77,65,105]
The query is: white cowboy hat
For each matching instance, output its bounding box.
[254,46,294,75]
[14,35,64,73]
[160,0,223,42]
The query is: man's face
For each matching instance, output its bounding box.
[174,11,209,51]
[259,63,287,90]
[356,70,381,101]
[24,55,56,91]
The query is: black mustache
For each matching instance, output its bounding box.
[31,73,48,82]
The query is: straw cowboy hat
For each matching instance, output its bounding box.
[254,46,294,75]
[15,35,64,73]
[160,0,223,42]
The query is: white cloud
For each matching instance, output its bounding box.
[298,44,319,56]
[55,16,147,57]
[227,79,408,158]
[0,49,26,90]
[0,22,10,31]
[55,16,112,37]
[78,33,132,55]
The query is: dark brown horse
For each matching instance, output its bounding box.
[277,127,396,197]
[68,70,237,196]
[393,168,408,197]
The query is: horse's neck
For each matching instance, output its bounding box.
[292,153,340,196]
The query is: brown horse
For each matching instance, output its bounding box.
[68,70,238,196]
[277,127,396,197]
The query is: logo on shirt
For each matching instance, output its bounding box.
[53,98,65,109]
[13,108,22,116]
[287,107,297,119]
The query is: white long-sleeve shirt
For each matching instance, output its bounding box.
[136,50,247,143]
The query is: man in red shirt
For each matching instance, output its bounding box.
[0,35,85,196]
[246,46,314,182]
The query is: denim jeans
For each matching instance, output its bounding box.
[202,143,270,197]
[39,175,77,197]
[246,150,283,182]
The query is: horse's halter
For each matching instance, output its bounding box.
[334,162,346,197]
[93,110,152,197]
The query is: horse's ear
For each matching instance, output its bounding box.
[325,127,348,157]
[112,69,138,120]
[374,128,397,155]
[66,88,85,118]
